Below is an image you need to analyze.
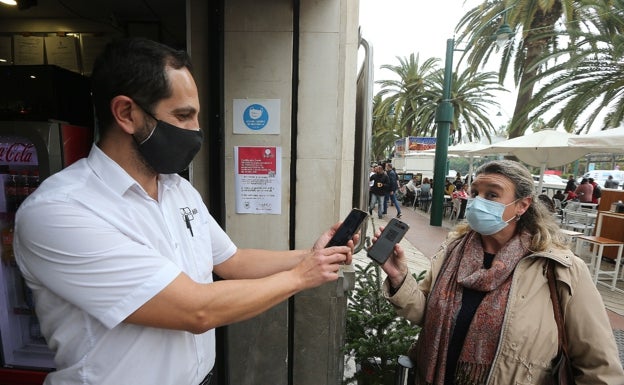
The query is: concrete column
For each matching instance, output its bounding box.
[219,0,359,383]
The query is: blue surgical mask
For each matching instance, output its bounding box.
[465,196,518,235]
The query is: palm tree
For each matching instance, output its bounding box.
[427,66,507,143]
[455,0,580,138]
[373,54,506,149]
[375,53,440,139]
[525,0,624,133]
[370,93,399,161]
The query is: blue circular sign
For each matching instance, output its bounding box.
[243,104,269,130]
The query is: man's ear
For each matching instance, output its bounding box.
[110,95,140,135]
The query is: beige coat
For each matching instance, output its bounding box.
[384,237,624,385]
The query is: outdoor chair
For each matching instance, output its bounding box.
[563,210,596,236]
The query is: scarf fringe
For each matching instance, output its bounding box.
[454,361,490,385]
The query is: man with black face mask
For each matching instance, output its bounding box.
[12,38,354,385]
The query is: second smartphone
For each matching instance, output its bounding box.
[367,218,409,265]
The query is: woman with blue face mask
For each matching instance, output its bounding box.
[376,160,623,385]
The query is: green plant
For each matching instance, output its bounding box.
[343,261,425,385]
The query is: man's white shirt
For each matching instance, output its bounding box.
[14,145,236,385]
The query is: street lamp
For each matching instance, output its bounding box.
[429,12,514,227]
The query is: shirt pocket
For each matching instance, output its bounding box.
[184,219,214,283]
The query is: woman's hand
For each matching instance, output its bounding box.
[371,226,408,288]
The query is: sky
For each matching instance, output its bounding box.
[358,0,518,131]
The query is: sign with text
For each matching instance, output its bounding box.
[45,35,79,73]
[235,146,281,214]
[13,35,44,65]
[233,99,280,134]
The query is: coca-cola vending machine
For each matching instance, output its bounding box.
[0,121,92,384]
[0,66,94,385]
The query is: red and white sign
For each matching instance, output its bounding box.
[234,146,281,214]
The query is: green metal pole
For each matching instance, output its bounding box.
[430,38,455,226]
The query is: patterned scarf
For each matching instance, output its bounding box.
[416,231,532,385]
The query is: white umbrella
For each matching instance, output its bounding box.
[471,130,593,193]
[568,127,624,151]
[446,143,489,187]
[425,142,488,186]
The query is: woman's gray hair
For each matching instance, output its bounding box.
[453,160,567,250]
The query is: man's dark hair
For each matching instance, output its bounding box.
[91,37,192,138]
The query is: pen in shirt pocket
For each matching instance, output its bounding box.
[184,215,194,237]
[180,207,194,237]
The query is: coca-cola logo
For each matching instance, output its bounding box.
[0,142,38,164]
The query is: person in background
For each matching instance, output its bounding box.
[604,175,619,189]
[538,193,556,213]
[553,189,566,203]
[452,173,463,191]
[418,177,432,211]
[369,164,377,207]
[588,177,601,205]
[575,178,594,203]
[404,175,419,207]
[565,189,579,203]
[12,38,354,385]
[565,174,577,193]
[376,160,623,385]
[444,179,456,196]
[383,162,402,218]
[405,175,418,194]
[451,183,469,220]
[552,189,567,210]
[451,182,468,200]
[369,164,390,218]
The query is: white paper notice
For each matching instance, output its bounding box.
[13,35,44,65]
[235,146,281,214]
[45,35,79,72]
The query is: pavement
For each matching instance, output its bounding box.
[353,201,624,368]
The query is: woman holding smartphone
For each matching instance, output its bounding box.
[377,160,623,385]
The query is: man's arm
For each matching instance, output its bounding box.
[124,245,350,333]
[125,222,355,333]
[214,249,305,279]
[213,220,356,279]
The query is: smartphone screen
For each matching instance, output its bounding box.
[325,208,368,247]
[367,218,409,264]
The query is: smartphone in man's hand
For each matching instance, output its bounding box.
[367,218,409,264]
[325,208,368,247]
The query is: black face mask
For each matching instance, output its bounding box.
[135,108,204,174]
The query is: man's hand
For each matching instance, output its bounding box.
[312,222,359,264]
[291,246,352,290]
